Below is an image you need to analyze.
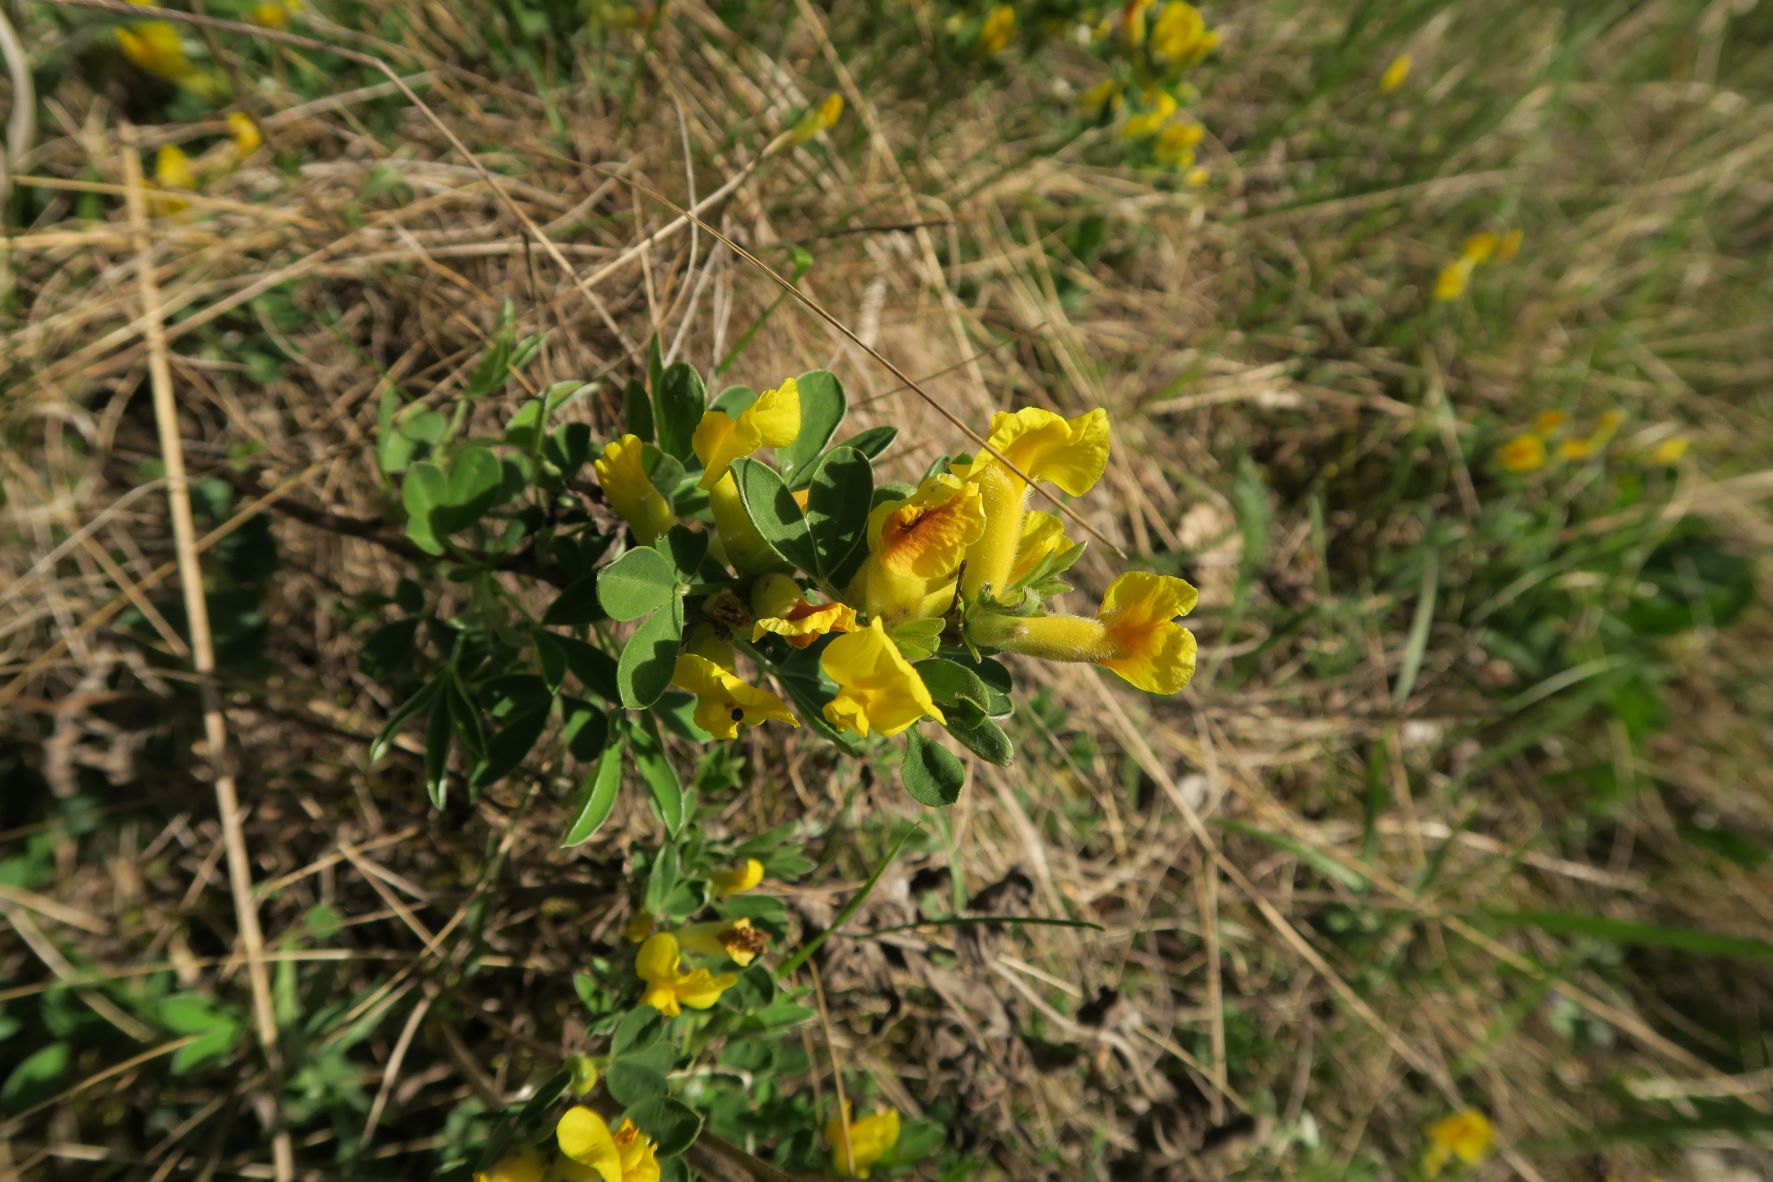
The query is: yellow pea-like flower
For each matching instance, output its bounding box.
[1497,433,1547,472]
[1557,437,1595,461]
[1154,119,1205,167]
[752,598,859,649]
[1649,436,1689,464]
[1533,410,1566,434]
[1496,227,1524,261]
[557,1107,663,1182]
[1379,52,1412,94]
[1151,3,1214,68]
[972,571,1199,694]
[1184,165,1210,188]
[474,1147,546,1182]
[1122,89,1180,139]
[825,1103,901,1179]
[1433,256,1475,301]
[635,933,738,1017]
[820,619,945,738]
[1421,1110,1495,1178]
[227,112,263,159]
[673,916,768,966]
[870,474,987,580]
[1007,510,1079,587]
[692,377,801,490]
[116,22,193,83]
[593,434,676,545]
[670,654,798,741]
[1460,232,1500,264]
[711,858,765,897]
[792,93,844,143]
[978,5,1016,56]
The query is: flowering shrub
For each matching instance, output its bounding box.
[357,334,1195,1173]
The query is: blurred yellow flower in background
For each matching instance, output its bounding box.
[711,858,765,897]
[227,112,263,159]
[826,1103,901,1178]
[1421,1110,1495,1177]
[1497,434,1546,472]
[1433,256,1475,301]
[1379,52,1412,93]
[1649,436,1690,464]
[978,5,1016,56]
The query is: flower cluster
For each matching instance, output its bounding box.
[626,859,766,1014]
[142,116,264,216]
[1433,228,1525,301]
[1497,410,1689,474]
[1420,1109,1495,1178]
[1079,1,1220,179]
[590,367,1198,780]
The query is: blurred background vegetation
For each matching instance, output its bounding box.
[2,0,1771,1178]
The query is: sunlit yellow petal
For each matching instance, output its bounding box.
[711,858,765,897]
[475,1147,546,1182]
[869,474,987,580]
[820,619,944,737]
[978,406,1111,495]
[594,435,676,543]
[556,1107,623,1182]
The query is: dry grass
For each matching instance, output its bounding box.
[4,1,1773,1180]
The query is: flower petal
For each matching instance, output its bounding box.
[556,1107,623,1182]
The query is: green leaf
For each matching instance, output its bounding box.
[434,446,506,534]
[562,742,624,846]
[623,378,655,442]
[646,334,665,399]
[803,447,873,586]
[598,548,681,622]
[653,362,706,462]
[157,994,235,1035]
[370,679,444,764]
[845,425,898,461]
[616,598,684,710]
[779,370,845,483]
[630,713,686,835]
[2,1043,69,1107]
[730,457,816,573]
[914,659,992,711]
[1487,910,1773,961]
[535,630,568,693]
[708,385,756,418]
[171,1025,239,1074]
[902,729,966,806]
[544,576,607,627]
[544,423,594,479]
[562,700,609,762]
[611,1007,665,1055]
[624,1096,703,1157]
[400,461,449,555]
[887,619,944,662]
[424,692,452,807]
[470,702,551,790]
[942,708,1014,766]
[606,1054,671,1106]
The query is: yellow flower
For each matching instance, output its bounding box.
[970,406,1113,495]
[870,474,987,580]
[555,1108,659,1182]
[1533,410,1566,434]
[1649,436,1689,464]
[1421,1110,1495,1177]
[961,406,1110,600]
[147,144,196,216]
[711,858,765,897]
[1154,120,1205,167]
[825,1103,901,1179]
[250,0,300,27]
[1079,78,1124,117]
[1119,0,1156,49]
[475,1147,546,1182]
[116,22,193,83]
[1461,232,1500,264]
[792,93,844,143]
[752,598,859,649]
[673,916,768,966]
[227,112,263,159]
[1007,510,1078,586]
[1496,228,1524,261]
[1497,433,1546,472]
[971,571,1198,694]
[635,933,738,1016]
[1592,409,1626,442]
[1379,52,1412,93]
[1150,3,1215,68]
[594,435,676,545]
[978,5,1016,56]
[693,377,801,490]
[820,619,945,738]
[671,654,798,741]
[623,911,656,943]
[1122,89,1180,139]
[1557,437,1594,461]
[1184,165,1210,188]
[1433,256,1475,301]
